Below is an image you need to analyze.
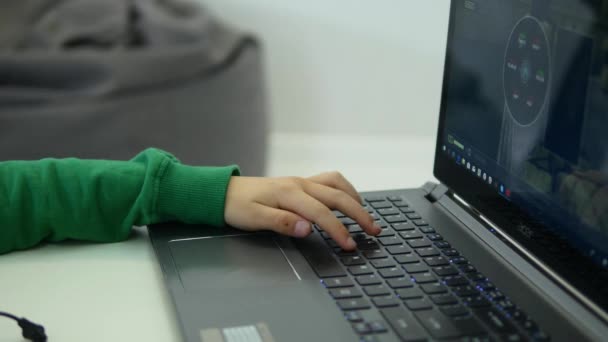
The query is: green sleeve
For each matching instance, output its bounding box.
[0,148,240,254]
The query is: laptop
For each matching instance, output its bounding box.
[149,1,608,341]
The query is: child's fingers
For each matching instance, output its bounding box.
[307,171,362,204]
[302,181,380,237]
[278,188,357,250]
[248,203,313,237]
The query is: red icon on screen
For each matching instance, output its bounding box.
[505,189,511,197]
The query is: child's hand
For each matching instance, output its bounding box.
[224,172,382,250]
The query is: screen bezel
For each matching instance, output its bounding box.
[433,0,608,320]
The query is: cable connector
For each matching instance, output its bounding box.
[18,317,47,342]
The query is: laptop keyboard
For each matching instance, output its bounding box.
[294,195,550,341]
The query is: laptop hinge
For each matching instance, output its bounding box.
[424,182,450,203]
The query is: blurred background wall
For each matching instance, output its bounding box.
[199,0,450,138]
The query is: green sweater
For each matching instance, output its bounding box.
[0,148,239,254]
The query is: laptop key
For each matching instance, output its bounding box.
[365,196,386,203]
[358,239,381,250]
[294,233,346,278]
[394,254,420,264]
[329,288,363,299]
[424,256,449,267]
[340,217,356,225]
[385,214,408,223]
[353,322,371,335]
[371,201,392,209]
[348,265,374,276]
[395,287,424,299]
[468,272,487,282]
[347,224,364,233]
[387,277,414,289]
[337,298,371,311]
[412,272,437,283]
[426,234,443,241]
[370,258,397,269]
[453,286,479,297]
[378,208,400,216]
[487,290,505,302]
[414,309,462,338]
[378,236,402,246]
[392,222,416,231]
[442,248,460,257]
[386,245,412,255]
[463,296,491,308]
[407,239,432,248]
[459,264,477,273]
[477,281,495,291]
[362,249,388,259]
[344,311,364,322]
[420,283,448,295]
[379,267,406,278]
[372,296,400,308]
[414,308,485,339]
[335,249,359,257]
[510,310,527,323]
[322,277,354,288]
[433,266,459,277]
[406,213,421,220]
[405,298,433,311]
[363,285,391,297]
[415,248,440,257]
[377,229,396,237]
[474,307,518,335]
[356,274,382,286]
[341,256,366,266]
[440,304,470,317]
[387,195,404,202]
[430,294,458,305]
[501,333,525,342]
[530,330,551,342]
[392,200,411,207]
[399,207,416,214]
[496,300,515,312]
[380,307,428,342]
[399,231,424,240]
[368,321,388,334]
[445,276,471,287]
[450,256,468,264]
[434,241,451,249]
[351,233,369,242]
[413,219,428,226]
[419,226,436,234]
[403,263,429,274]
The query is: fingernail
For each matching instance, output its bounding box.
[294,221,311,237]
[345,237,357,250]
[373,224,382,234]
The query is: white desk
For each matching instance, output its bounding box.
[0,133,436,342]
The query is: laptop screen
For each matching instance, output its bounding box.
[434,0,608,316]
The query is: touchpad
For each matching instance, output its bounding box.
[168,234,300,292]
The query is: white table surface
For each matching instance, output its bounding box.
[0,133,436,342]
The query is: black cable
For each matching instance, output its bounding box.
[0,310,47,342]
